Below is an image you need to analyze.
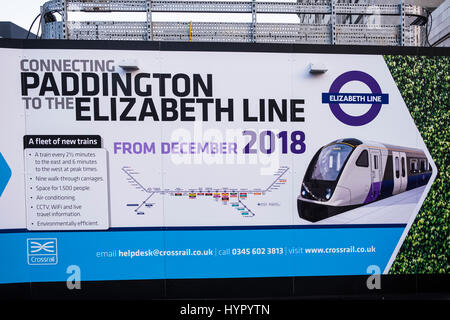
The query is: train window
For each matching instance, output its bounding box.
[309,144,353,181]
[395,157,399,178]
[420,159,426,172]
[401,157,406,177]
[373,155,379,169]
[410,159,417,173]
[356,150,369,167]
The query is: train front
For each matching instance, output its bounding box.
[298,140,357,222]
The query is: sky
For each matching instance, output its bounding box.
[0,1,43,31]
[0,0,302,34]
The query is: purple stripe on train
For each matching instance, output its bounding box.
[364,181,381,204]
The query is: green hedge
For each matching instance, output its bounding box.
[384,55,449,274]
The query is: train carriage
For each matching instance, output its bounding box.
[298,138,432,222]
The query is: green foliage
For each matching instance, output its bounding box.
[384,55,449,274]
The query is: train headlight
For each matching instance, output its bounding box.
[301,189,306,197]
[325,188,332,200]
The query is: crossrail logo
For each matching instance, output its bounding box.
[0,152,11,197]
[26,238,58,265]
[322,71,389,126]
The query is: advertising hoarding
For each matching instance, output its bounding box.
[0,40,447,292]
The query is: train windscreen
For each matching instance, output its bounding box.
[309,144,353,182]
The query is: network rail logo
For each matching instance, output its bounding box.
[27,238,58,265]
[322,71,389,126]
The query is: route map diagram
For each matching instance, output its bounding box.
[122,166,290,217]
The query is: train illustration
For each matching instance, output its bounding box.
[298,138,432,222]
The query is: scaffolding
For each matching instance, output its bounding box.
[40,0,429,46]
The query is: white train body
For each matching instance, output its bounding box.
[298,138,432,222]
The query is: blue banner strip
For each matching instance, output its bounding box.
[0,227,404,284]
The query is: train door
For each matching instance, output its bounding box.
[399,153,408,192]
[392,151,407,194]
[369,149,382,198]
